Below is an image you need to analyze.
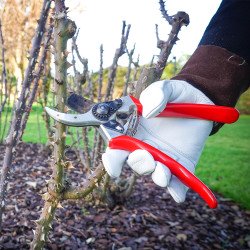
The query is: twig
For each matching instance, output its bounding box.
[134,7,189,97]
[0,85,11,142]
[132,55,140,82]
[123,45,135,96]
[19,23,53,140]
[0,19,8,138]
[97,44,104,102]
[92,134,103,169]
[81,127,92,170]
[155,12,189,77]
[71,31,88,94]
[62,164,106,199]
[41,74,53,140]
[0,19,8,115]
[104,21,131,101]
[159,0,173,24]
[92,45,104,169]
[71,34,92,171]
[93,22,131,173]
[150,55,156,67]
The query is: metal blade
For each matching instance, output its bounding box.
[45,95,139,128]
[45,107,102,127]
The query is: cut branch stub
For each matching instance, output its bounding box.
[173,11,190,26]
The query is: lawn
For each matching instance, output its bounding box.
[1,105,250,209]
[196,115,250,209]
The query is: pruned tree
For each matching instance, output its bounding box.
[0,0,189,247]
[30,0,189,248]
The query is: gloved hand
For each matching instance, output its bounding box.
[102,80,214,203]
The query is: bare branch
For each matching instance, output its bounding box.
[159,0,174,24]
[155,11,189,76]
[135,9,189,97]
[104,21,131,101]
[97,44,104,102]
[19,23,53,140]
[62,164,106,199]
[92,44,104,170]
[71,34,92,171]
[31,0,76,248]
[0,19,8,115]
[123,44,135,96]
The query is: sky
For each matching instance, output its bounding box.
[65,0,222,71]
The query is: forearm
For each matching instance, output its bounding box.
[199,0,250,63]
[172,0,250,108]
[172,45,250,107]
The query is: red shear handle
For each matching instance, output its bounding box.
[109,135,218,209]
[129,95,239,124]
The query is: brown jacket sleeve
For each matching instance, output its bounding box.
[172,45,250,134]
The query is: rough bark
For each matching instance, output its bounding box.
[31,1,77,248]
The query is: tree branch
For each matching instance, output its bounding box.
[19,23,53,140]
[104,21,131,101]
[31,1,76,248]
[62,164,106,199]
[159,0,173,24]
[134,7,189,98]
[0,19,8,115]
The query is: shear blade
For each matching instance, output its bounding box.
[45,107,101,127]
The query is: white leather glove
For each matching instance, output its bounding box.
[102,80,214,203]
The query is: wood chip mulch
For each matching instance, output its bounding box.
[0,143,249,250]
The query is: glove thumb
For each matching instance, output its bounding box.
[139,81,172,118]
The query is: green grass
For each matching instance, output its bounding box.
[22,105,48,144]
[196,115,250,210]
[1,105,250,209]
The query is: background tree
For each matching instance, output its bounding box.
[0,0,43,87]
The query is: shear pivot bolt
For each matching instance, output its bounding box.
[96,104,109,115]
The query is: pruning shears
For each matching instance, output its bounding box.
[45,93,239,209]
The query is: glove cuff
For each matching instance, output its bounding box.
[172,45,250,134]
[172,45,250,107]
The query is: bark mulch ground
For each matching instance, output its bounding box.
[0,143,249,250]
